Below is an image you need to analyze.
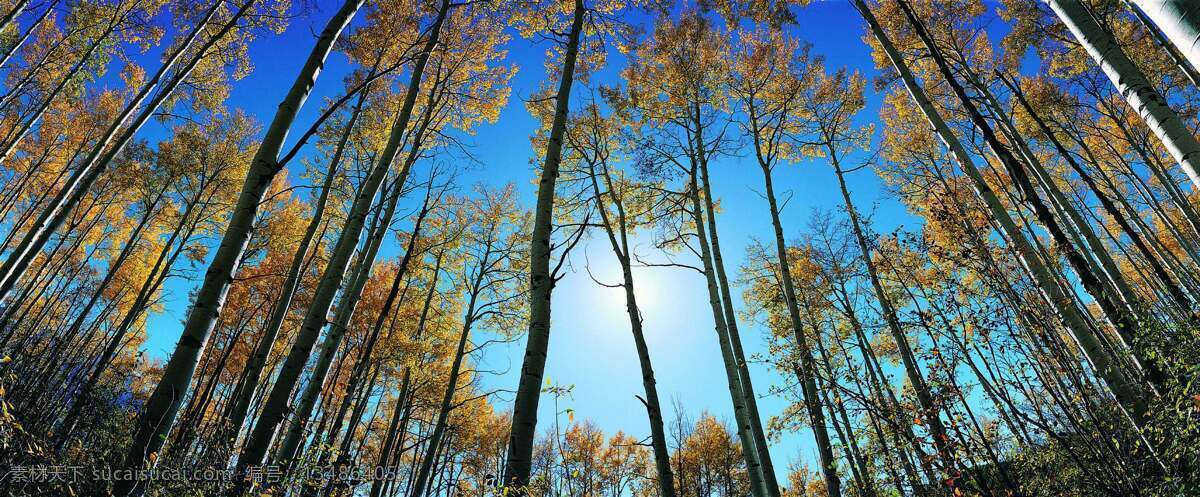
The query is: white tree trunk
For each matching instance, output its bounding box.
[1134,0,1200,74]
[118,2,364,493]
[1050,0,1200,189]
[234,0,449,479]
[855,0,1150,427]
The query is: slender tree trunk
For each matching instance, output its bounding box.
[1049,0,1200,189]
[502,0,585,490]
[171,318,249,453]
[371,364,414,497]
[687,167,768,496]
[0,0,246,304]
[831,152,958,478]
[1000,73,1194,314]
[696,145,780,497]
[890,258,1024,497]
[224,84,368,440]
[0,0,56,72]
[0,0,28,36]
[756,158,842,496]
[239,164,394,472]
[119,2,364,490]
[1131,0,1200,78]
[585,156,677,497]
[272,174,430,468]
[410,291,481,497]
[811,319,873,497]
[856,0,1150,429]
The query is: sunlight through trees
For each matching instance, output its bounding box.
[0,0,1198,496]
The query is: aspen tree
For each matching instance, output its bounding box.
[119,2,366,490]
[854,0,1151,431]
[503,0,587,490]
[729,27,842,496]
[233,0,454,482]
[1048,0,1200,189]
[571,103,678,497]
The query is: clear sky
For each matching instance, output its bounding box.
[139,0,944,474]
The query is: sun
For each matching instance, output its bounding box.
[627,266,663,313]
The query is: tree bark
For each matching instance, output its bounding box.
[118,2,364,491]
[0,0,243,304]
[687,166,769,497]
[584,151,677,497]
[502,0,585,490]
[695,139,780,497]
[1049,0,1200,189]
[0,0,56,72]
[223,84,368,440]
[1000,72,1194,315]
[755,156,842,496]
[857,0,1149,432]
[1131,0,1200,78]
[273,171,429,468]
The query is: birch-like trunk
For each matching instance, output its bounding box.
[756,158,842,496]
[585,155,677,497]
[855,0,1150,428]
[234,2,446,477]
[688,167,769,497]
[272,169,427,468]
[696,147,779,497]
[222,89,361,441]
[1132,0,1200,77]
[118,2,364,490]
[1049,0,1200,189]
[0,0,55,72]
[0,0,29,39]
[502,0,585,489]
[0,0,243,304]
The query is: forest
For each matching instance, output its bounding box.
[0,0,1198,495]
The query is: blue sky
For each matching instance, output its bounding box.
[137,0,953,474]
